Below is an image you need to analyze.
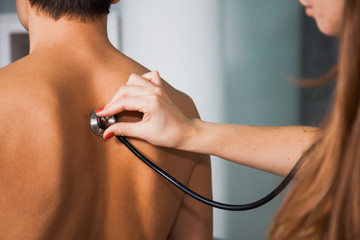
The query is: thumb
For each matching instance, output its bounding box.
[103,122,145,140]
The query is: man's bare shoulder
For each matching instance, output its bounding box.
[112,52,200,119]
[0,54,35,78]
[163,80,200,119]
[0,59,59,147]
[0,67,54,110]
[1,61,33,108]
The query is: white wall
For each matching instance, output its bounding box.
[116,1,228,238]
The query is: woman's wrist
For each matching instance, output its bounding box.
[179,118,206,153]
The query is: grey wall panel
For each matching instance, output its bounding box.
[220,1,301,239]
[0,0,16,13]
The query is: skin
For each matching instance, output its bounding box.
[299,0,344,36]
[0,1,212,239]
[97,0,344,176]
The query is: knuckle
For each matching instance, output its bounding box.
[118,86,128,97]
[129,73,138,79]
[153,86,164,96]
[149,95,162,108]
[152,70,160,77]
[128,73,138,82]
[118,128,126,136]
[114,124,126,136]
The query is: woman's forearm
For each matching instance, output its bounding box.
[98,72,319,176]
[184,119,319,176]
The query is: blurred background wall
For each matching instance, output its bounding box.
[0,1,16,12]
[0,1,337,239]
[218,1,300,238]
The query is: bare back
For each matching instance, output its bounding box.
[0,47,212,239]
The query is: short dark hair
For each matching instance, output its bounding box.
[29,0,112,22]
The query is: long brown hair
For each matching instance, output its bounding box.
[270,0,360,239]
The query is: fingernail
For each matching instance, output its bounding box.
[104,132,115,140]
[95,106,105,114]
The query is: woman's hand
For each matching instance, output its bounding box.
[96,71,320,176]
[95,71,196,149]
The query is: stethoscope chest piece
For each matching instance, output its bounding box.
[89,108,118,137]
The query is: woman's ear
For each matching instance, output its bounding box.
[111,0,120,4]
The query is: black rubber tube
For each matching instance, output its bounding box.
[116,136,305,211]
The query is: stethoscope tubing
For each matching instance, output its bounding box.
[92,109,313,211]
[116,135,306,211]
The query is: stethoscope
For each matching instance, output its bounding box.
[89,108,305,211]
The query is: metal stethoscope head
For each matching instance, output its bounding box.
[89,108,118,137]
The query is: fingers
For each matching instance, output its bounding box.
[97,71,164,117]
[127,73,154,87]
[106,85,152,108]
[103,122,145,140]
[141,71,162,86]
[105,73,152,107]
[106,71,162,107]
[96,96,147,117]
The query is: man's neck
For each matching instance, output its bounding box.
[27,13,113,56]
